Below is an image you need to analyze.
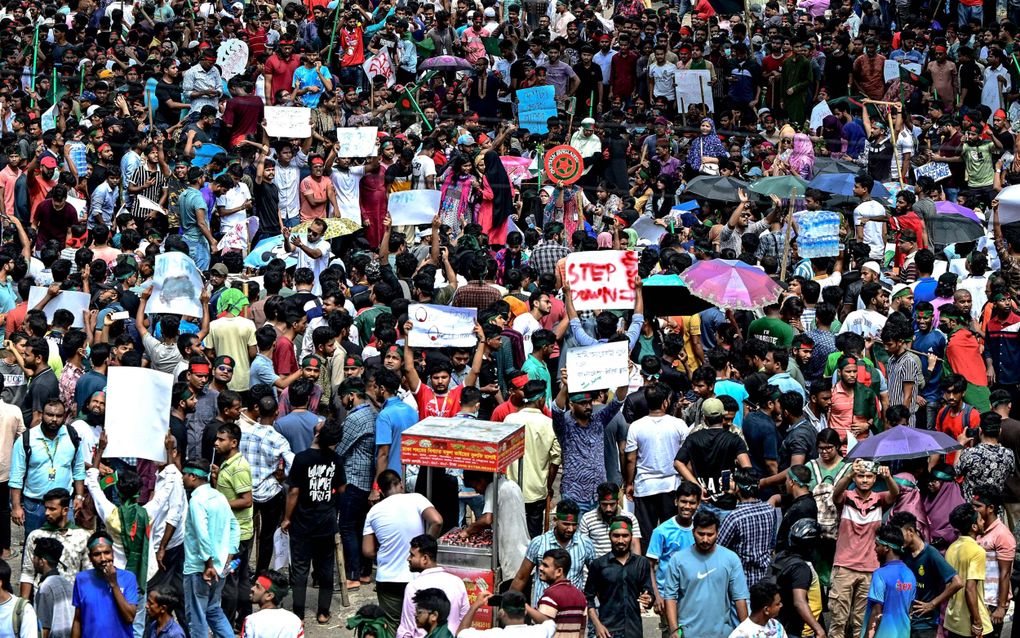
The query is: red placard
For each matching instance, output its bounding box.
[543,145,584,185]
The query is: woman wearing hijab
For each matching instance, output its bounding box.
[788,133,816,179]
[646,174,677,219]
[684,117,728,179]
[474,151,514,246]
[818,114,846,156]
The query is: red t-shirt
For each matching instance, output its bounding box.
[936,405,980,464]
[265,54,302,104]
[834,490,884,571]
[273,334,298,376]
[490,400,552,422]
[339,27,365,67]
[413,381,463,418]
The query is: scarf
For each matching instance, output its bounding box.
[482,150,514,230]
[822,115,844,153]
[922,480,964,547]
[685,118,727,170]
[118,499,150,586]
[347,612,395,638]
[40,521,77,532]
[789,133,815,179]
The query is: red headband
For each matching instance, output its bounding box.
[190,363,211,375]
[256,576,273,590]
[510,374,529,388]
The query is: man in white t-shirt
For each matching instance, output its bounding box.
[624,382,689,553]
[284,219,331,296]
[240,569,303,638]
[839,281,889,341]
[647,45,678,106]
[457,590,556,637]
[411,142,437,190]
[512,291,551,356]
[330,157,364,224]
[852,175,887,261]
[364,469,443,627]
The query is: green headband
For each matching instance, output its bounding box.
[609,519,632,532]
[555,512,577,523]
[991,292,1009,302]
[183,467,210,479]
[524,392,546,403]
[877,538,902,553]
[88,536,112,550]
[932,469,954,481]
[789,472,810,489]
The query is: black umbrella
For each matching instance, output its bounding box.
[814,157,862,176]
[684,176,751,202]
[642,274,716,316]
[929,213,984,245]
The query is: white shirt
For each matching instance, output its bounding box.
[593,50,615,85]
[512,312,542,356]
[364,492,433,583]
[838,308,888,340]
[0,595,38,638]
[982,65,1010,113]
[959,275,989,320]
[483,477,528,579]
[728,617,788,638]
[459,621,557,638]
[272,151,308,218]
[240,607,304,638]
[330,165,364,224]
[648,62,678,99]
[294,236,331,295]
[854,199,886,260]
[625,414,689,497]
[215,182,252,228]
[411,155,436,190]
[397,567,470,638]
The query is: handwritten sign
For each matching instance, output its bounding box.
[516,85,557,135]
[565,250,639,311]
[216,39,249,80]
[793,211,841,258]
[809,100,832,132]
[336,127,378,157]
[148,252,205,318]
[883,59,922,82]
[27,287,90,328]
[675,70,713,113]
[388,189,441,226]
[264,106,311,138]
[408,304,477,347]
[104,367,172,462]
[565,342,630,392]
[913,162,951,182]
[363,49,396,87]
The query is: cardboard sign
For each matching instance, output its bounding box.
[675,70,714,113]
[216,39,249,80]
[883,59,922,82]
[565,342,630,392]
[148,252,205,318]
[407,304,477,347]
[793,210,842,258]
[516,85,557,135]
[336,126,378,157]
[264,106,312,138]
[388,189,441,226]
[27,287,90,328]
[363,49,396,87]
[913,162,951,182]
[564,250,640,311]
[104,367,172,462]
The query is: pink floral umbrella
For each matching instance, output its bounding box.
[678,259,784,310]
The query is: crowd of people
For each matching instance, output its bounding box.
[2,0,1020,636]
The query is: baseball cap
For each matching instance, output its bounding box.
[210,263,229,276]
[701,397,725,418]
[40,156,58,168]
[457,133,476,146]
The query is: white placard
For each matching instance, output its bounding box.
[564,250,640,311]
[883,59,922,82]
[674,70,714,113]
[913,162,951,182]
[362,49,396,87]
[216,39,250,80]
[566,342,630,392]
[137,195,165,214]
[66,196,86,218]
[809,100,833,132]
[388,190,441,226]
[264,106,312,138]
[104,367,172,462]
[27,287,90,328]
[336,127,378,157]
[407,304,478,347]
[148,252,205,318]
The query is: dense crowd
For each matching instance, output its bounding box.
[2,0,1020,636]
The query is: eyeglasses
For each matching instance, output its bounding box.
[216,365,233,372]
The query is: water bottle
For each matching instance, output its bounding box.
[224,558,241,576]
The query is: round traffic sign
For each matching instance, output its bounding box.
[543,145,584,186]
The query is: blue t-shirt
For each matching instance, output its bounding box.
[249,354,279,391]
[375,396,419,475]
[646,517,695,594]
[865,559,917,638]
[913,277,938,304]
[742,411,780,476]
[292,65,332,108]
[661,545,750,638]
[274,411,322,453]
[72,569,139,638]
[913,328,947,401]
[714,380,748,429]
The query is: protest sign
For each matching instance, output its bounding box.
[27,287,90,328]
[148,252,205,317]
[631,217,666,244]
[809,100,832,131]
[66,196,86,218]
[137,195,165,214]
[41,104,57,132]
[104,367,173,462]
[245,235,297,269]
[216,39,249,80]
[675,70,713,112]
[913,162,951,182]
[564,250,640,311]
[516,86,556,135]
[336,127,378,157]
[408,304,477,347]
[883,59,922,82]
[363,49,396,87]
[793,211,841,258]
[565,342,630,392]
[388,190,441,226]
[264,106,312,138]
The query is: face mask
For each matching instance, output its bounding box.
[724,47,731,56]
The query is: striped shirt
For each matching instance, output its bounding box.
[128,164,167,218]
[578,508,641,556]
[537,579,587,638]
[886,351,924,426]
[524,530,596,605]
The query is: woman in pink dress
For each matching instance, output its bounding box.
[359,155,387,248]
[473,151,514,246]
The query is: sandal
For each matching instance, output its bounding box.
[317,613,331,625]
[345,581,361,590]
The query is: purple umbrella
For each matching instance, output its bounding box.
[420,55,473,71]
[677,259,783,310]
[845,425,962,461]
[935,200,982,224]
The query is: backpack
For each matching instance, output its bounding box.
[936,405,974,438]
[807,460,839,540]
[23,426,82,467]
[11,596,27,635]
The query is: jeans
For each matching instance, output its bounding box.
[338,485,371,580]
[184,571,233,638]
[289,533,334,619]
[958,2,982,24]
[254,493,285,574]
[0,482,9,551]
[182,236,210,271]
[222,538,252,626]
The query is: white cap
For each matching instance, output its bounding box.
[483,7,496,17]
[861,261,882,274]
[580,117,596,127]
[891,283,912,299]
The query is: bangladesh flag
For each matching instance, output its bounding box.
[483,37,502,56]
[899,66,930,87]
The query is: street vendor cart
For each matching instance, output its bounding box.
[401,417,525,629]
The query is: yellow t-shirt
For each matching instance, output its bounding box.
[945,535,994,636]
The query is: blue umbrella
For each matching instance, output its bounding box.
[244,235,297,269]
[808,173,891,198]
[191,143,227,168]
[845,425,961,461]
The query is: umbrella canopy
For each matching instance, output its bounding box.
[846,425,962,461]
[883,182,913,203]
[814,157,861,176]
[677,259,783,310]
[749,175,809,198]
[684,176,751,202]
[929,213,984,245]
[995,184,1020,225]
[808,173,891,198]
[419,55,473,70]
[641,274,715,316]
[934,201,982,224]
[292,217,361,240]
[244,235,298,269]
